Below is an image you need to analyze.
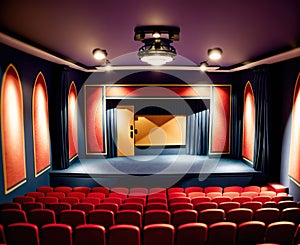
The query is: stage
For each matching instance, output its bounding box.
[49,155,263,188]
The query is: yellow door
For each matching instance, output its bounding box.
[116,105,135,156]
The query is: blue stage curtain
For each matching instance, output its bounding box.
[186,109,209,155]
[252,66,271,172]
[49,66,70,170]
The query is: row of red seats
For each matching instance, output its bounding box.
[1,204,299,230]
[34,184,287,196]
[1,220,300,245]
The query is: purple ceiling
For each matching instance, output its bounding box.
[1,0,299,69]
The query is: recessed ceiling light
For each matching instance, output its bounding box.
[93,48,107,60]
[208,48,223,60]
[199,61,208,71]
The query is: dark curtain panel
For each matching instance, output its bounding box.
[230,80,243,159]
[50,66,70,170]
[186,109,209,155]
[252,66,270,172]
[106,108,117,158]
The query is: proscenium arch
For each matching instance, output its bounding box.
[68,81,78,161]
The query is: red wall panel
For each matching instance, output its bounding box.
[1,64,26,193]
[289,73,300,185]
[68,82,78,160]
[210,86,231,154]
[33,72,51,176]
[85,86,106,154]
[242,82,255,163]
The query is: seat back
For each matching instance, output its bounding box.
[72,203,95,214]
[143,224,175,245]
[194,202,218,213]
[175,222,207,245]
[223,186,243,193]
[0,224,5,244]
[26,191,45,199]
[253,207,280,225]
[265,221,296,245]
[36,186,53,194]
[59,209,86,229]
[67,192,86,200]
[167,187,184,194]
[28,209,56,228]
[236,220,266,245]
[115,210,142,228]
[40,223,72,245]
[73,186,91,194]
[211,196,232,205]
[129,187,148,194]
[45,202,71,217]
[231,196,252,205]
[109,224,140,245]
[110,187,129,194]
[144,210,171,226]
[0,209,27,227]
[88,209,115,229]
[191,197,212,206]
[277,200,298,210]
[91,187,110,197]
[169,203,193,213]
[204,186,223,194]
[243,185,260,193]
[53,186,72,193]
[218,201,240,214]
[46,191,66,199]
[184,186,203,196]
[241,201,262,212]
[207,222,236,245]
[198,209,225,225]
[280,207,300,225]
[168,197,191,205]
[59,197,80,205]
[7,222,40,245]
[171,209,197,228]
[95,203,119,213]
[0,202,22,210]
[74,224,106,245]
[226,208,253,225]
[22,202,44,213]
[119,203,144,215]
[13,196,35,204]
[37,196,59,205]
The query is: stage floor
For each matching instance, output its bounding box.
[51,155,256,175]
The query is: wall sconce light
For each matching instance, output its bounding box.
[208,48,223,60]
[93,48,108,60]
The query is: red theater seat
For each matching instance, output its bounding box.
[74,224,106,245]
[0,209,27,227]
[204,186,223,194]
[184,186,203,196]
[36,186,53,194]
[37,196,59,205]
[26,191,45,199]
[88,209,115,229]
[198,208,225,225]
[0,224,6,244]
[22,202,44,213]
[13,196,35,204]
[129,187,148,195]
[206,222,237,245]
[0,202,22,210]
[241,201,262,212]
[60,197,80,205]
[143,224,175,245]
[280,207,300,225]
[81,197,102,205]
[53,186,72,193]
[67,192,86,200]
[171,209,198,228]
[194,202,218,213]
[167,187,184,194]
[45,202,71,217]
[119,203,144,215]
[176,222,207,245]
[211,196,231,205]
[46,191,66,199]
[223,186,243,193]
[72,203,95,214]
[168,197,191,205]
[236,221,266,245]
[222,191,240,199]
[59,209,86,229]
[169,203,193,213]
[7,223,40,245]
[144,210,171,225]
[191,196,212,206]
[243,185,260,193]
[264,221,296,245]
[110,187,129,194]
[73,186,91,194]
[109,224,140,245]
[115,210,142,228]
[102,197,122,206]
[28,209,56,228]
[231,196,252,205]
[277,200,298,210]
[218,201,240,214]
[253,207,280,225]
[226,208,253,224]
[145,202,168,211]
[40,223,72,245]
[95,203,119,214]
[91,187,110,197]
[87,192,106,200]
[124,197,146,206]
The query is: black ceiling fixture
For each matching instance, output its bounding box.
[134,26,180,66]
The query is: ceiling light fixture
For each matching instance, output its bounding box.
[208,48,223,60]
[134,26,180,66]
[92,48,107,60]
[199,61,208,71]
